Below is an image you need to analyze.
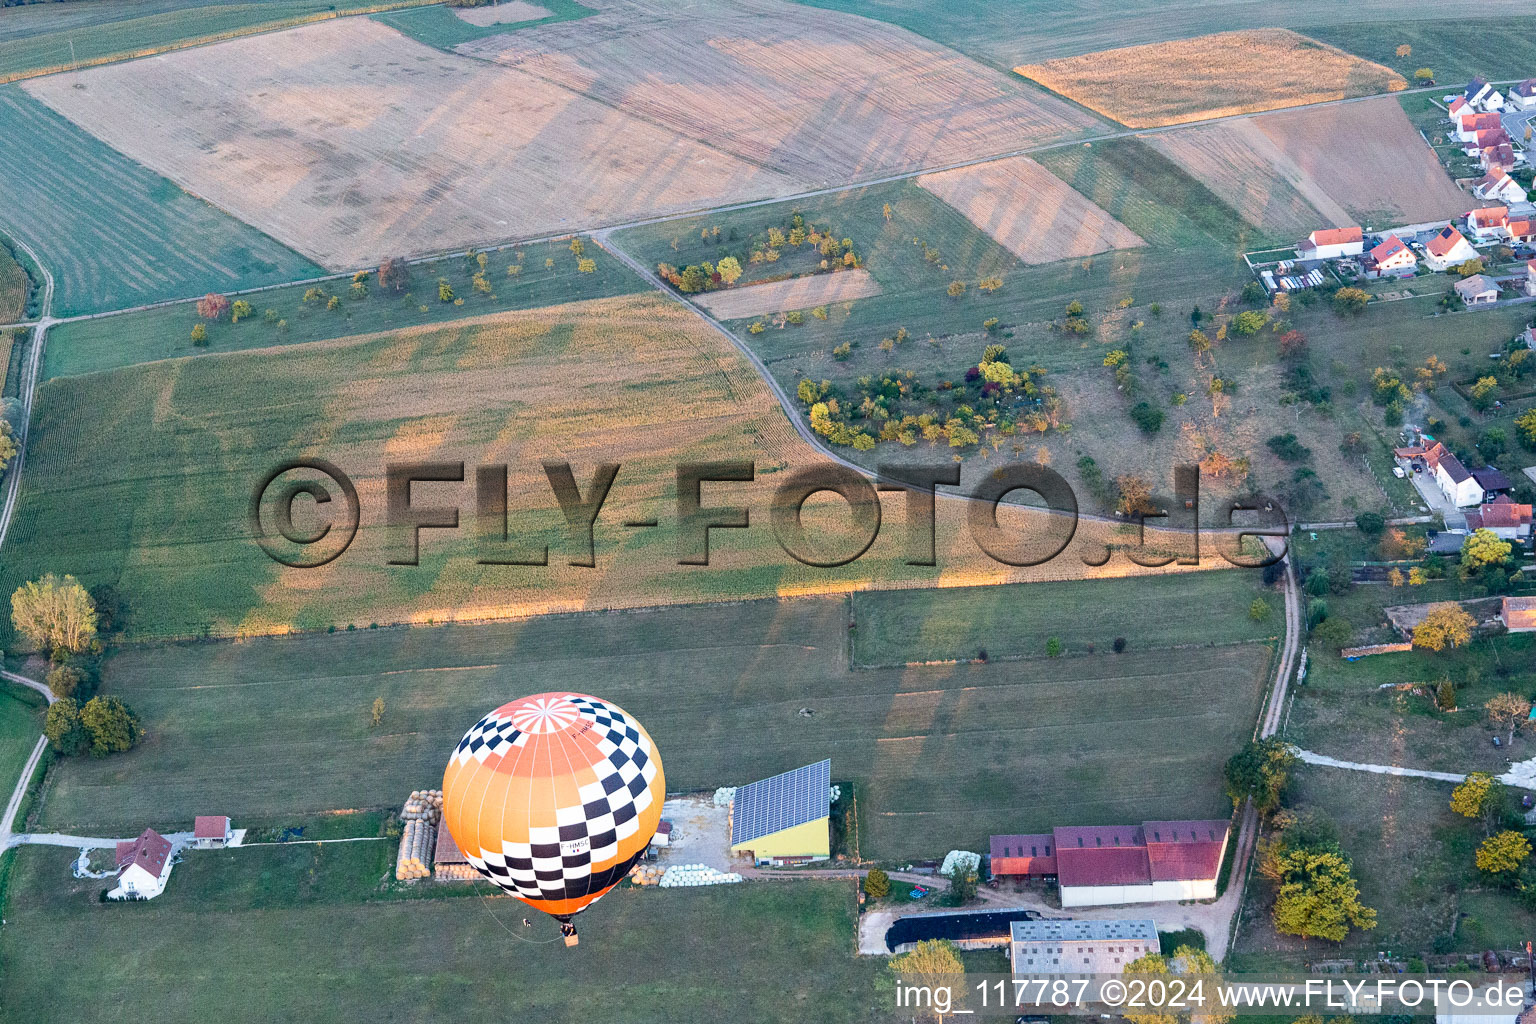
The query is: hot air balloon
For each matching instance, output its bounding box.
[441,692,664,946]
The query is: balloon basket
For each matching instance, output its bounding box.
[563,933,580,948]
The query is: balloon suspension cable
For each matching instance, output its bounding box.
[472,881,564,945]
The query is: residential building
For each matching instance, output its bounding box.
[1363,234,1417,277]
[193,815,232,849]
[1474,172,1528,205]
[1466,78,1495,108]
[1296,226,1363,260]
[1511,79,1536,110]
[992,820,1229,907]
[1462,127,1511,155]
[729,759,830,866]
[1009,919,1158,976]
[1464,495,1532,540]
[1527,259,1536,296]
[1457,110,1503,142]
[1508,219,1536,245]
[1502,596,1536,632]
[111,828,174,900]
[1424,225,1479,270]
[1455,273,1500,306]
[1482,143,1517,174]
[1473,466,1513,497]
[1468,207,1510,243]
[1395,441,1486,507]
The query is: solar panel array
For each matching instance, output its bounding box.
[730,759,831,845]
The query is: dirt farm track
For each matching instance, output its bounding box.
[22,0,1102,269]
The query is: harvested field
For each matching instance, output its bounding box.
[23,18,801,268]
[1146,120,1350,234]
[692,269,881,318]
[1016,29,1405,129]
[454,1,550,25]
[1247,96,1469,224]
[457,0,1101,182]
[916,155,1143,264]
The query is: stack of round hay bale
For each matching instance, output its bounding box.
[395,818,434,880]
[401,789,443,823]
[658,863,743,887]
[628,864,666,886]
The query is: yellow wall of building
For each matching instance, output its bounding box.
[731,816,829,860]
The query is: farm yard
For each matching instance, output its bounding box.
[0,87,321,317]
[1015,29,1405,128]
[32,584,1272,854]
[0,847,879,1024]
[40,239,648,380]
[916,156,1145,265]
[456,0,1103,183]
[22,18,802,268]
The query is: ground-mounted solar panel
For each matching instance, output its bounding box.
[730,759,831,846]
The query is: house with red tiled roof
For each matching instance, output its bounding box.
[1296,226,1363,260]
[1394,440,1485,507]
[1462,127,1511,155]
[1363,234,1416,278]
[1464,495,1533,540]
[1508,220,1536,246]
[1424,225,1479,271]
[1503,597,1536,632]
[1474,172,1528,205]
[1468,207,1510,243]
[1457,112,1504,142]
[1481,143,1517,174]
[193,815,232,849]
[110,828,174,900]
[991,819,1229,907]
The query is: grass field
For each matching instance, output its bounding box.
[1232,765,1534,961]
[0,86,321,317]
[0,0,433,83]
[33,590,1271,855]
[1308,17,1536,86]
[1016,30,1405,129]
[373,0,592,48]
[0,683,45,809]
[0,843,879,1024]
[851,571,1278,666]
[41,239,647,379]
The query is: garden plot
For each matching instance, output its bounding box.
[23,17,802,268]
[456,0,1101,182]
[692,269,881,318]
[917,156,1144,264]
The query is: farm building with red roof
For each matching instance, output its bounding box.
[991,819,1229,907]
[110,828,175,900]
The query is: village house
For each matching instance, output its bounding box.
[1482,143,1517,174]
[991,819,1229,907]
[1512,79,1536,111]
[1424,225,1480,271]
[1465,77,1506,112]
[1009,919,1159,977]
[1363,234,1417,278]
[1468,207,1510,243]
[1508,219,1536,245]
[1296,225,1363,260]
[1396,441,1486,507]
[110,828,174,900]
[1464,494,1533,540]
[1526,259,1536,296]
[1456,273,1500,306]
[1474,172,1528,205]
[192,815,233,849]
[1462,127,1511,156]
[1503,596,1536,632]
[1457,110,1504,142]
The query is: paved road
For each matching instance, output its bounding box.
[1,669,54,705]
[0,669,53,852]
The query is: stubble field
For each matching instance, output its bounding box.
[1016,29,1405,128]
[692,268,882,318]
[455,0,1103,182]
[23,18,801,268]
[916,155,1145,264]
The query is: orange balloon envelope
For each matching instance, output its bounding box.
[441,692,664,920]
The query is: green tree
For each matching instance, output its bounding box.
[1249,597,1271,621]
[1311,616,1353,651]
[1515,408,1536,450]
[79,696,143,757]
[230,299,254,323]
[1354,511,1385,536]
[864,867,891,899]
[1271,847,1377,942]
[1414,67,1434,81]
[1223,738,1296,814]
[10,574,97,655]
[1123,952,1177,1024]
[1332,287,1369,315]
[438,279,454,303]
[43,698,89,756]
[0,420,15,476]
[1232,310,1267,335]
[370,696,386,728]
[889,938,963,1019]
[1046,637,1062,657]
[716,256,743,285]
[190,323,207,345]
[46,664,83,700]
[1476,831,1531,877]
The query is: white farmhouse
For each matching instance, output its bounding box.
[1423,225,1479,271]
[1295,226,1362,260]
[110,828,174,900]
[1511,79,1536,111]
[1465,77,1505,111]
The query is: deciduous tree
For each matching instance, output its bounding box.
[864,867,890,898]
[196,292,231,321]
[79,695,142,757]
[1461,528,1512,571]
[1223,737,1296,814]
[44,697,89,755]
[1476,831,1530,877]
[1271,847,1376,942]
[1485,693,1531,746]
[11,574,97,655]
[1412,604,1474,652]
